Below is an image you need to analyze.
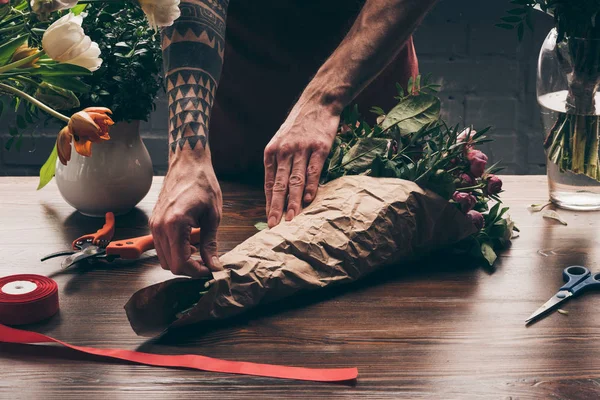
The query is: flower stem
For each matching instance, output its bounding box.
[10,75,40,88]
[0,82,69,123]
[0,50,45,74]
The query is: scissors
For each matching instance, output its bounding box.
[41,212,201,270]
[526,265,600,324]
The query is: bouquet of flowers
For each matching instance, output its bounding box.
[0,0,178,188]
[125,76,518,336]
[498,0,600,179]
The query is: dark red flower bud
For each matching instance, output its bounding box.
[485,174,502,195]
[466,210,485,230]
[452,191,477,213]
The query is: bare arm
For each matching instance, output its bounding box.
[150,0,229,277]
[265,0,438,227]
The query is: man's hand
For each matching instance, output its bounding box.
[264,99,340,228]
[150,153,223,277]
[264,0,437,228]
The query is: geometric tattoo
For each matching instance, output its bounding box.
[161,0,229,154]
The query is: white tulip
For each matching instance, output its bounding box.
[42,13,102,72]
[30,0,78,16]
[137,0,181,30]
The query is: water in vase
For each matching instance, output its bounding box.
[539,90,600,211]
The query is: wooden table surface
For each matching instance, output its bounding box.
[1,176,600,399]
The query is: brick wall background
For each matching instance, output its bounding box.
[0,0,555,176]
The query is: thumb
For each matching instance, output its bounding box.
[199,209,223,272]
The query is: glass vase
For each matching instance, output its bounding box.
[537,28,600,210]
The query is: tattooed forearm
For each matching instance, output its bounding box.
[162,0,229,154]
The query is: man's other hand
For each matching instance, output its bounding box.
[264,100,339,228]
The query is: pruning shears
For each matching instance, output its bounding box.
[41,212,200,269]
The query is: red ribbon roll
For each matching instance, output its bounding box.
[0,274,358,382]
[0,274,59,325]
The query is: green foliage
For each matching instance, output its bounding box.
[323,75,516,269]
[0,2,91,153]
[75,3,162,122]
[37,145,57,190]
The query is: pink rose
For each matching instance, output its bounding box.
[467,149,488,178]
[456,173,475,188]
[485,174,502,195]
[452,191,476,213]
[0,0,8,4]
[466,210,485,230]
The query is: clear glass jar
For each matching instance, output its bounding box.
[537,29,600,210]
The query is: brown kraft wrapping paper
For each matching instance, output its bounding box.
[125,176,477,336]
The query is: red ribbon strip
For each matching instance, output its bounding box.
[0,324,357,382]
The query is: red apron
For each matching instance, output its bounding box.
[209,1,419,178]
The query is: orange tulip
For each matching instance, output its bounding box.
[68,107,113,142]
[56,126,72,166]
[56,107,114,165]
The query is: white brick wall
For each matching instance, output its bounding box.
[0,0,555,175]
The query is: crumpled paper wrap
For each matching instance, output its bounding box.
[125,176,476,336]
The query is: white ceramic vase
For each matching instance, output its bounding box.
[55,120,153,217]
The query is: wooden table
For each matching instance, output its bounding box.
[1,176,600,399]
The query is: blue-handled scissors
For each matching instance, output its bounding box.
[526,265,600,324]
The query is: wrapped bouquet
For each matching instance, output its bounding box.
[125,76,518,336]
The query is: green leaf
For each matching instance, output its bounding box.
[41,75,91,93]
[480,242,498,267]
[70,3,87,15]
[370,106,385,116]
[495,23,515,30]
[37,146,58,190]
[488,202,501,221]
[381,93,441,139]
[254,222,268,231]
[35,82,81,110]
[0,35,28,66]
[8,126,18,136]
[341,137,388,174]
[421,169,456,200]
[0,99,4,117]
[26,63,92,77]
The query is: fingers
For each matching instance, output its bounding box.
[303,145,328,204]
[151,216,210,278]
[198,206,223,272]
[168,223,211,277]
[286,152,309,221]
[267,146,293,228]
[264,148,276,217]
[149,217,172,274]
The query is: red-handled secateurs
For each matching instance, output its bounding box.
[41,212,201,269]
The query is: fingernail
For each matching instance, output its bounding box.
[212,256,223,270]
[286,209,295,221]
[204,279,216,288]
[268,215,277,227]
[304,194,312,203]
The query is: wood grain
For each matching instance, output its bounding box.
[1,176,600,399]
